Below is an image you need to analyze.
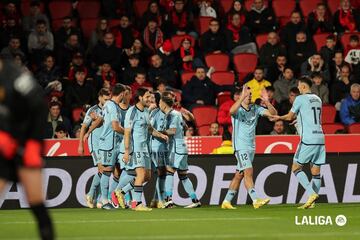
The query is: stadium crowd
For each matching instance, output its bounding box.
[1,0,360,138]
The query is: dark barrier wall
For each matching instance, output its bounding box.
[1,154,360,209]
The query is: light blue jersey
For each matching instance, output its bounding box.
[150,108,167,151]
[118,105,130,169]
[290,94,325,145]
[98,100,123,151]
[82,104,103,153]
[231,104,266,151]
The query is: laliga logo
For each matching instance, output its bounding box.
[46,142,68,157]
[295,215,347,226]
[264,141,293,153]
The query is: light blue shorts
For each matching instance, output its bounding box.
[91,150,101,166]
[167,152,188,171]
[293,143,326,166]
[125,151,152,170]
[98,148,120,166]
[234,150,255,172]
[151,151,168,168]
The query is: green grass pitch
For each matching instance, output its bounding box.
[0,203,359,240]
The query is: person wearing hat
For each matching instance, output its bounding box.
[157,39,175,68]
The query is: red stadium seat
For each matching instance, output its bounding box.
[173,90,182,103]
[348,123,360,133]
[49,1,73,20]
[299,0,322,17]
[233,53,258,78]
[80,19,98,40]
[52,19,77,31]
[205,53,230,71]
[21,1,45,16]
[220,0,233,13]
[171,35,195,51]
[272,0,296,17]
[211,72,235,86]
[109,19,121,28]
[327,0,339,15]
[322,123,345,134]
[322,104,337,124]
[181,71,195,85]
[217,91,232,106]
[72,108,83,123]
[192,106,218,127]
[341,33,360,48]
[198,125,210,136]
[197,16,213,35]
[256,33,268,49]
[313,33,331,52]
[134,0,150,18]
[77,1,101,19]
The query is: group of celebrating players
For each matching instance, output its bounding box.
[78,76,325,211]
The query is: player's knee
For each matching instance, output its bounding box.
[234,171,243,180]
[178,172,188,181]
[292,164,303,173]
[166,170,174,176]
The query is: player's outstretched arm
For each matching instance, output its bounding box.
[277,111,296,122]
[229,85,250,115]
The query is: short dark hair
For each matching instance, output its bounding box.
[98,88,110,97]
[36,19,46,26]
[134,87,150,103]
[265,86,275,92]
[30,1,41,7]
[49,101,61,109]
[311,72,323,80]
[111,83,126,96]
[326,34,336,41]
[350,34,359,42]
[231,88,241,100]
[290,87,300,95]
[162,91,175,99]
[161,95,174,107]
[255,66,264,72]
[136,71,146,77]
[298,76,313,88]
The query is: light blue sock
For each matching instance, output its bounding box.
[224,189,237,202]
[312,174,321,194]
[133,185,143,203]
[294,170,315,195]
[159,175,166,200]
[165,172,174,198]
[100,171,111,203]
[88,172,101,198]
[117,171,135,191]
[179,174,197,200]
[122,179,135,194]
[108,176,119,198]
[248,187,258,201]
[125,192,131,204]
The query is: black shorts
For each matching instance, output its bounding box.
[0,155,20,182]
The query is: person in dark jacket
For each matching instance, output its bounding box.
[319,34,342,68]
[140,0,165,30]
[56,33,84,71]
[54,16,82,51]
[200,18,227,55]
[91,32,122,71]
[331,63,355,106]
[273,67,297,103]
[182,67,233,110]
[266,54,287,83]
[333,0,360,34]
[121,54,146,85]
[148,54,177,88]
[280,11,307,49]
[340,83,360,125]
[246,0,277,34]
[35,55,62,93]
[259,32,287,72]
[44,101,72,139]
[300,53,331,84]
[307,3,333,35]
[111,15,139,50]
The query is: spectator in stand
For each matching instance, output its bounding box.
[157,39,176,68]
[55,16,82,51]
[1,2,21,26]
[87,18,109,54]
[225,0,247,26]
[330,51,345,85]
[165,0,196,38]
[208,122,220,136]
[28,19,54,66]
[121,54,145,85]
[0,36,25,61]
[65,69,97,115]
[311,73,329,104]
[160,0,175,13]
[211,126,234,154]
[35,55,62,94]
[123,38,147,67]
[200,18,226,55]
[54,124,69,139]
[288,31,316,75]
[95,62,118,91]
[331,63,355,108]
[91,32,122,71]
[72,124,81,139]
[340,83,360,125]
[176,37,204,72]
[130,72,153,97]
[44,101,72,139]
[13,53,29,72]
[344,34,360,81]
[57,33,84,70]
[182,66,233,110]
[259,32,287,77]
[270,120,286,135]
[278,87,299,116]
[185,125,196,137]
[112,15,139,50]
[247,0,278,34]
[307,3,333,35]
[65,52,88,82]
[148,54,177,88]
[217,88,241,126]
[22,1,49,34]
[225,13,257,55]
[197,0,217,18]
[333,0,360,34]
[141,1,165,30]
[266,54,287,83]
[247,67,271,103]
[273,67,297,103]
[320,34,342,68]
[280,11,307,49]
[300,53,331,84]
[0,18,25,50]
[143,18,164,56]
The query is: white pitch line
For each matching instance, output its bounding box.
[0,217,275,225]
